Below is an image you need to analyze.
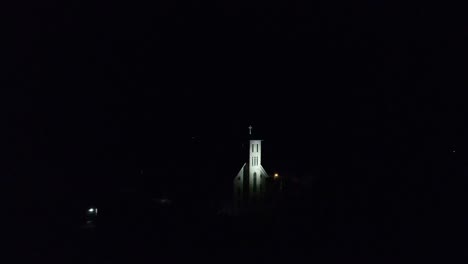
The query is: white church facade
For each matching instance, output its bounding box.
[233,126,270,209]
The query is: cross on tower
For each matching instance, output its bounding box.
[249,125,253,135]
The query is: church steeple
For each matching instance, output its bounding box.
[247,125,264,202]
[234,125,269,211]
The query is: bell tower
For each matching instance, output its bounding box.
[233,125,270,210]
[249,139,263,200]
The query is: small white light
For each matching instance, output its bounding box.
[88,208,94,213]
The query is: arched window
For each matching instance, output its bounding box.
[253,172,257,193]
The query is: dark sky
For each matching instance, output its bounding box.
[4,1,466,211]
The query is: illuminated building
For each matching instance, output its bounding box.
[233,126,270,210]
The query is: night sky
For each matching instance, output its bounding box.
[4,0,467,255]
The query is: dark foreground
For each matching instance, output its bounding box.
[16,189,458,264]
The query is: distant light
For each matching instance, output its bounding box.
[160,198,171,204]
[88,208,94,213]
[274,173,279,178]
[452,150,456,153]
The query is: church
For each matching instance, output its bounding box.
[233,126,272,210]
